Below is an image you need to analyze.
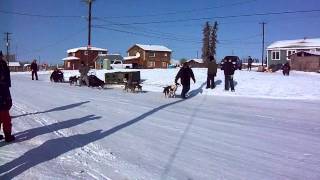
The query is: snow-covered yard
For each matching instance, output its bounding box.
[20,68,320,100]
[0,69,320,179]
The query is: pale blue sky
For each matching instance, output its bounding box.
[1,0,320,64]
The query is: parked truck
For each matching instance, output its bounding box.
[110,60,133,69]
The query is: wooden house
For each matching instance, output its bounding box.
[267,38,320,67]
[124,44,172,69]
[288,51,320,72]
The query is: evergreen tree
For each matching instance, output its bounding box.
[210,21,218,59]
[201,22,211,64]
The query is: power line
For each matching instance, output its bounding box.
[107,9,320,25]
[21,28,86,56]
[93,25,202,44]
[0,10,84,18]
[101,0,257,19]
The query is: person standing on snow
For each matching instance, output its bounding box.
[175,62,196,99]
[221,57,236,92]
[282,62,291,76]
[247,56,253,71]
[79,61,90,86]
[31,59,38,80]
[0,51,15,142]
[206,55,218,89]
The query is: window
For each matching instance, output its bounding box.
[67,62,71,68]
[271,51,280,60]
[162,62,167,68]
[148,61,155,67]
[149,52,156,57]
[84,51,88,55]
[164,53,167,57]
[72,52,75,56]
[287,50,296,60]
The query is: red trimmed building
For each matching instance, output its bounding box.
[62,46,107,70]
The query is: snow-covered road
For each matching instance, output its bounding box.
[1,74,320,179]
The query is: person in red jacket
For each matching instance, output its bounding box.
[0,51,15,142]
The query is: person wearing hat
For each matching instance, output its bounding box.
[0,51,15,142]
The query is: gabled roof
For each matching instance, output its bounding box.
[188,59,203,63]
[131,44,172,52]
[267,38,320,49]
[67,46,108,53]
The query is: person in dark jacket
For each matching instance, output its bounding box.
[221,57,236,92]
[247,56,253,71]
[50,68,64,82]
[0,51,15,142]
[175,62,196,99]
[206,55,218,89]
[31,59,38,80]
[282,62,291,76]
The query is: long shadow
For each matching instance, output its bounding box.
[0,115,101,148]
[0,83,206,179]
[161,83,207,180]
[12,101,90,118]
[215,79,222,86]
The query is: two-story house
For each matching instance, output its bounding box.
[266,38,320,66]
[124,44,172,69]
[62,46,107,70]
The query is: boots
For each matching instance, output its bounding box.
[0,134,3,140]
[4,133,15,142]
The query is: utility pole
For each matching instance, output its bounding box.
[260,22,266,67]
[4,32,12,64]
[85,0,94,47]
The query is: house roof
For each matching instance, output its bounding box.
[67,46,108,53]
[267,38,320,49]
[133,44,172,52]
[8,62,21,67]
[188,59,203,63]
[62,56,80,61]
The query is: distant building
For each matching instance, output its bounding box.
[95,54,124,69]
[267,38,320,66]
[288,51,320,72]
[124,44,172,69]
[62,46,107,70]
[187,58,205,68]
[8,62,21,72]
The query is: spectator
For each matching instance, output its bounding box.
[221,58,237,92]
[248,56,253,71]
[0,51,15,142]
[282,62,291,76]
[31,59,38,80]
[206,55,217,89]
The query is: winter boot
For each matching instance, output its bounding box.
[0,134,3,140]
[4,133,15,142]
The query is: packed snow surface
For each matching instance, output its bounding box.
[0,69,320,179]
